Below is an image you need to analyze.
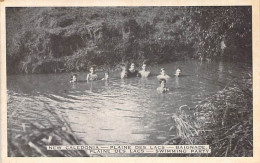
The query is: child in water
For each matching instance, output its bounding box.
[157,68,170,80]
[86,66,98,81]
[157,79,169,93]
[70,73,78,83]
[139,63,150,78]
[175,68,182,77]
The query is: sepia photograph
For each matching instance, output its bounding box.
[1,1,257,160]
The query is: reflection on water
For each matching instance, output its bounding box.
[7,60,251,151]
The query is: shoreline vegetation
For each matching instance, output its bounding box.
[162,71,252,157]
[7,7,251,75]
[8,106,91,157]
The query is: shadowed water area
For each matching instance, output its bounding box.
[7,60,251,156]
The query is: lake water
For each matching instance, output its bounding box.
[7,60,251,156]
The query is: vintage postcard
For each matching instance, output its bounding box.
[1,0,259,163]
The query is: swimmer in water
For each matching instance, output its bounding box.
[157,68,170,80]
[157,79,169,93]
[127,63,139,78]
[70,73,78,83]
[175,68,182,77]
[121,63,139,78]
[101,71,109,80]
[86,66,98,81]
[121,64,128,79]
[139,63,150,78]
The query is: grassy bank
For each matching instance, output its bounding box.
[8,107,90,157]
[6,7,251,74]
[163,72,252,157]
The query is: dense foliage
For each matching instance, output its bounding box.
[164,71,252,157]
[6,7,252,74]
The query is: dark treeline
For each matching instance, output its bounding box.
[6,7,252,74]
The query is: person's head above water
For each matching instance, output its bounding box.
[176,68,181,76]
[129,63,135,71]
[161,68,166,75]
[89,66,96,74]
[121,64,127,71]
[142,63,147,71]
[71,73,78,82]
[159,79,167,87]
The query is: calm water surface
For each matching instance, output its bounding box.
[7,60,250,156]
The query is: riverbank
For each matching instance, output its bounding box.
[163,72,252,157]
[6,7,251,75]
[8,106,91,157]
